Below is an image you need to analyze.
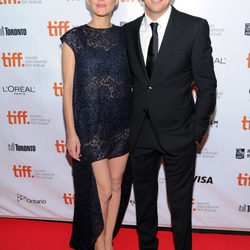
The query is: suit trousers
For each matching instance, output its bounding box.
[130,117,196,250]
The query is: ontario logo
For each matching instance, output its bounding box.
[17,193,46,204]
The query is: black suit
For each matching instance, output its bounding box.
[123,6,216,250]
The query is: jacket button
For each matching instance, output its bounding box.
[148,86,152,90]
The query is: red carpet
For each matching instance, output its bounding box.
[0,218,249,250]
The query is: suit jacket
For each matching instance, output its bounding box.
[123,6,217,152]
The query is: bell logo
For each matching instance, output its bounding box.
[7,111,30,125]
[53,82,63,97]
[13,165,34,178]
[63,193,75,205]
[1,52,25,67]
[247,53,250,68]
[55,139,66,153]
[237,173,250,186]
[242,115,250,130]
[47,21,70,37]
[0,0,21,4]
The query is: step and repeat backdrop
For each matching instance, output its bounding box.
[0,0,249,231]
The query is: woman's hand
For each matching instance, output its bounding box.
[66,133,81,161]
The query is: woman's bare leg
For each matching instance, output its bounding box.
[105,153,129,250]
[92,159,112,250]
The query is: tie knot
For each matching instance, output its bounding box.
[150,22,158,33]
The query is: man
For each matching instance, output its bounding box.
[123,0,217,249]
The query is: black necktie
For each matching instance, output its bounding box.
[146,22,159,79]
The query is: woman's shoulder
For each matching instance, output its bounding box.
[63,25,86,36]
[60,25,86,53]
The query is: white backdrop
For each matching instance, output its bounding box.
[0,0,250,231]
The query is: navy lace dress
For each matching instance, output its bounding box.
[61,25,131,249]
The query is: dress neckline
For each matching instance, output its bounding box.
[85,24,115,31]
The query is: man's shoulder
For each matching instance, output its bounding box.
[123,15,143,31]
[173,7,205,25]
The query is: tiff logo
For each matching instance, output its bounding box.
[242,116,250,130]
[0,0,21,4]
[1,52,25,67]
[7,111,30,125]
[237,173,250,187]
[55,140,66,153]
[47,21,70,37]
[53,82,63,96]
[239,204,250,212]
[13,165,34,178]
[63,193,75,205]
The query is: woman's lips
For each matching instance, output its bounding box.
[96,3,106,8]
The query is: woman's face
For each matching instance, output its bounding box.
[88,0,117,18]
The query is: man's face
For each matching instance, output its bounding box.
[144,0,171,20]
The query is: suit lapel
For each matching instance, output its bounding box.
[150,7,183,81]
[129,15,150,83]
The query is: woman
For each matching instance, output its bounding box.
[60,0,131,249]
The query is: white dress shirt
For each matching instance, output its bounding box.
[140,6,172,64]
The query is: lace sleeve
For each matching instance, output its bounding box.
[60,27,78,54]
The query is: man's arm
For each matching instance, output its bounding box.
[191,19,217,143]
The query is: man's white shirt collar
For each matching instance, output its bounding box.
[142,5,172,31]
